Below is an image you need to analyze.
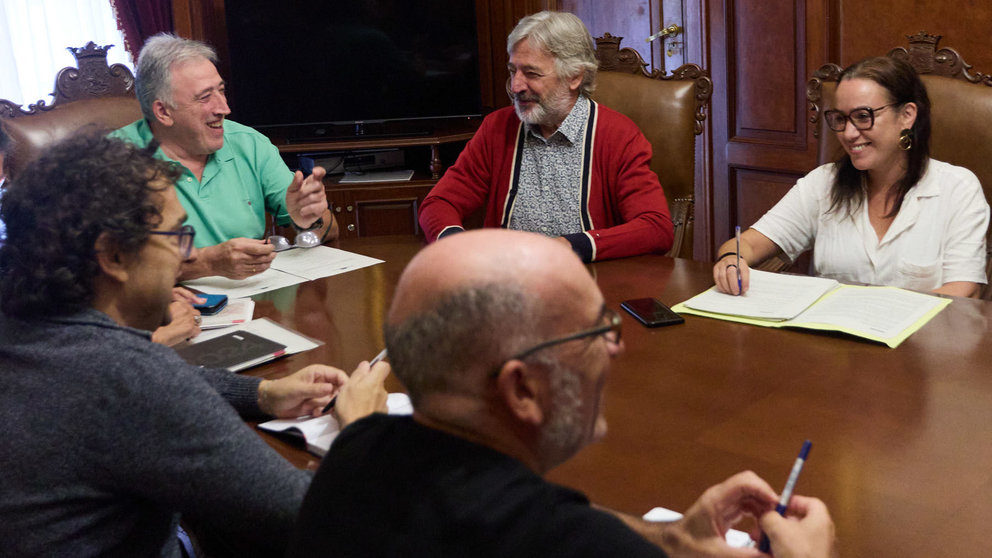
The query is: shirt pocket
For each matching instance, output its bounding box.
[897,257,940,290]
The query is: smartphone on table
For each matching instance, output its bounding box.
[620,298,684,328]
[193,294,229,316]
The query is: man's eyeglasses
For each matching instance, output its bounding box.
[149,224,196,259]
[491,307,622,378]
[823,103,899,132]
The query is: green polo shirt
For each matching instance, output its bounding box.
[110,119,293,248]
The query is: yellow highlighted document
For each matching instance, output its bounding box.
[673,270,951,348]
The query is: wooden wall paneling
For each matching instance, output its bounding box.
[732,169,799,229]
[481,0,555,110]
[171,0,229,77]
[476,0,498,110]
[834,0,992,71]
[707,0,828,256]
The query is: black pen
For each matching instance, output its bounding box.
[758,440,812,552]
[321,349,387,414]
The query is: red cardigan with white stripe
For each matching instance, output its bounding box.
[418,102,673,262]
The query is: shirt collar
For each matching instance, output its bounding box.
[524,95,589,144]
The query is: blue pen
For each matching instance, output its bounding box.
[758,440,812,552]
[735,225,743,295]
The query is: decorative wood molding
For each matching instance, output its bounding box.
[806,31,992,137]
[594,33,713,135]
[888,31,992,86]
[0,42,134,118]
[805,63,842,138]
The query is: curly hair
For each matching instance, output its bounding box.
[0,133,180,318]
[0,122,11,177]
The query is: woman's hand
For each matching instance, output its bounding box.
[713,252,751,295]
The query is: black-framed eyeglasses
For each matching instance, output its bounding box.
[149,224,196,259]
[490,307,622,377]
[823,103,900,132]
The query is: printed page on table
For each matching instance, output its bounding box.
[681,269,839,321]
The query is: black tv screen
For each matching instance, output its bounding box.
[223,0,482,135]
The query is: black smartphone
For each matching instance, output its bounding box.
[193,294,229,316]
[620,298,685,328]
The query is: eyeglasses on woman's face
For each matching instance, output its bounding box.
[823,102,900,132]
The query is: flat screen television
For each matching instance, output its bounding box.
[223,0,483,140]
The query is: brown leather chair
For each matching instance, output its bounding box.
[591,34,712,260]
[0,42,141,179]
[807,31,992,297]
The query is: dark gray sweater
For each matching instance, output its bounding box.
[0,309,311,557]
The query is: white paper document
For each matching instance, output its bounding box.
[259,393,413,456]
[683,269,839,321]
[643,507,753,548]
[199,298,255,330]
[183,266,306,298]
[791,286,943,339]
[269,246,384,281]
[182,246,383,297]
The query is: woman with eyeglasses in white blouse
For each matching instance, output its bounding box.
[713,56,989,298]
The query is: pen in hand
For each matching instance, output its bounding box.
[321,348,388,414]
[735,225,743,295]
[758,439,812,552]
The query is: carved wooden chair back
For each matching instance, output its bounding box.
[0,42,141,179]
[592,33,712,260]
[807,31,992,298]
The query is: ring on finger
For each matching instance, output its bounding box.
[194,315,202,325]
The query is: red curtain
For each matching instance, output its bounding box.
[109,0,173,59]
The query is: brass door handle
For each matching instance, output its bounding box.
[646,24,682,43]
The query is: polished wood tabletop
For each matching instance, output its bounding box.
[244,236,992,558]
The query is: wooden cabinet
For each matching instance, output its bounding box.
[266,120,479,239]
[326,179,433,239]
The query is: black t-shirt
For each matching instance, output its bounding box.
[287,414,666,557]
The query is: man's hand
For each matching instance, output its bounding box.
[257,365,349,418]
[151,300,202,346]
[759,496,836,558]
[658,471,778,558]
[332,359,390,427]
[182,237,276,280]
[286,166,328,229]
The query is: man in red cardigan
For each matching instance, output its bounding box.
[419,11,673,262]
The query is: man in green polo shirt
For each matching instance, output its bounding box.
[112,33,337,280]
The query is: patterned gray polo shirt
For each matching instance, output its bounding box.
[507,96,590,236]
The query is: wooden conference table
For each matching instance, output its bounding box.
[243,236,992,558]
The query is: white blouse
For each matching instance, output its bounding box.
[752,159,989,291]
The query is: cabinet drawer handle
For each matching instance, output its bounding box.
[335,206,342,213]
[347,224,356,232]
[346,205,354,212]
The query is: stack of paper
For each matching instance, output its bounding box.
[259,393,414,456]
[183,246,384,298]
[643,507,753,548]
[673,270,951,348]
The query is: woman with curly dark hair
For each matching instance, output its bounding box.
[712,56,989,298]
